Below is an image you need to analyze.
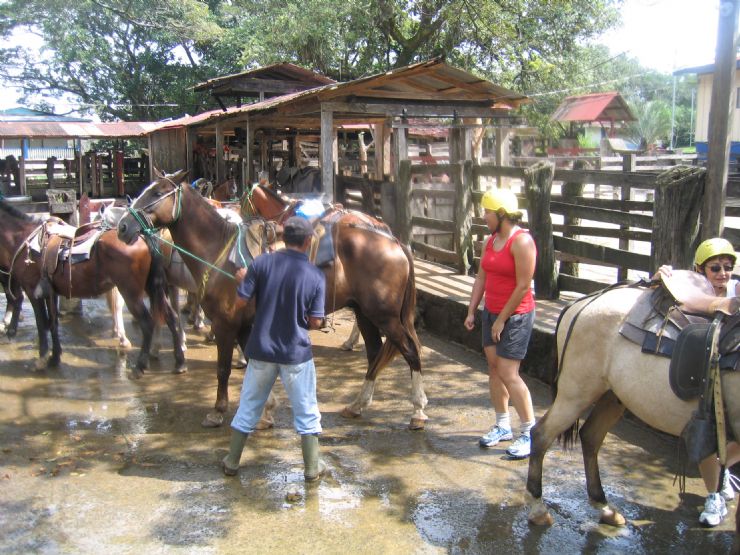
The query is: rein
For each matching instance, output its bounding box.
[555,280,646,383]
[127,182,237,281]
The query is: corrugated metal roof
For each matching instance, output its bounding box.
[0,121,160,139]
[0,108,91,123]
[550,92,636,123]
[673,58,740,76]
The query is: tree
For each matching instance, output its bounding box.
[0,0,222,120]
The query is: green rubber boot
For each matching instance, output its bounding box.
[222,430,248,476]
[301,433,327,482]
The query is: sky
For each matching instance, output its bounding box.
[0,0,727,113]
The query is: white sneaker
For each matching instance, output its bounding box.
[721,471,737,502]
[699,492,728,527]
[479,425,513,448]
[505,434,531,459]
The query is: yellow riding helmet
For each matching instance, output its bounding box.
[694,237,736,266]
[480,188,518,215]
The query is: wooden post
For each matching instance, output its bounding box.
[382,121,392,178]
[651,166,706,271]
[18,156,26,197]
[320,105,335,198]
[495,127,512,188]
[114,150,124,196]
[244,119,253,189]
[560,159,587,277]
[453,160,474,274]
[397,160,412,245]
[523,160,558,299]
[702,0,740,238]
[393,120,408,182]
[215,122,225,185]
[380,179,398,234]
[618,153,636,281]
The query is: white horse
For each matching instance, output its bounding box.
[526,273,740,528]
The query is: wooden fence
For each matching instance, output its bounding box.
[337,157,728,300]
[3,152,149,201]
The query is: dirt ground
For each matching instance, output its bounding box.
[0,299,738,554]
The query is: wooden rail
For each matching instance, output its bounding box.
[336,157,737,298]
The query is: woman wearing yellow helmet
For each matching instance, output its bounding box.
[653,237,740,526]
[464,187,537,459]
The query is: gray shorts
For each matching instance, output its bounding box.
[481,308,535,360]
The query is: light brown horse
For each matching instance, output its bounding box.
[526,276,740,531]
[0,199,185,373]
[240,184,428,429]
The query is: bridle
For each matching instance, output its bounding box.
[126,176,183,238]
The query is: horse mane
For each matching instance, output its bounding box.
[0,199,34,222]
[183,182,238,241]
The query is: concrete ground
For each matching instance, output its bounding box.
[0,300,737,554]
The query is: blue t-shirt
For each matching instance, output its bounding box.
[237,249,325,364]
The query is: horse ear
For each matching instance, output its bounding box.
[173,169,190,183]
[153,166,164,178]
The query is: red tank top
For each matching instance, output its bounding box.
[481,229,535,314]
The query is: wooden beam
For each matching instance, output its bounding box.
[321,100,504,119]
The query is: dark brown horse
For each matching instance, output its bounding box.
[0,199,185,373]
[240,184,428,429]
[0,268,23,337]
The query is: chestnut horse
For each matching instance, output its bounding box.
[240,184,428,429]
[118,170,273,427]
[0,199,185,373]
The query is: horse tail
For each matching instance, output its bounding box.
[366,242,420,373]
[144,237,168,326]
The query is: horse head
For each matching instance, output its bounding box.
[241,184,295,223]
[118,169,189,245]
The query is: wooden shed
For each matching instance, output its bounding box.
[146,58,530,200]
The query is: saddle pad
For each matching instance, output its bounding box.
[228,220,268,269]
[669,322,711,400]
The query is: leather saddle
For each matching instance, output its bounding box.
[39,219,104,278]
[618,270,740,400]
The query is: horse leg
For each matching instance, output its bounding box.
[168,286,187,352]
[29,295,51,370]
[46,293,62,367]
[341,311,383,419]
[579,391,627,526]
[106,287,132,350]
[384,319,427,430]
[4,285,23,338]
[161,289,187,374]
[202,322,236,427]
[340,319,361,351]
[125,298,153,378]
[526,380,609,526]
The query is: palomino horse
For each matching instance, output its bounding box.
[0,199,185,373]
[526,273,740,529]
[117,170,276,427]
[240,183,428,429]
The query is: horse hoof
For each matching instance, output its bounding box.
[202,413,224,428]
[599,506,626,527]
[129,368,144,380]
[528,508,554,527]
[340,406,361,419]
[255,419,274,430]
[173,365,188,375]
[408,418,426,430]
[33,358,47,372]
[339,343,355,351]
[48,356,61,368]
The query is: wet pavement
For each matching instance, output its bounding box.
[0,298,737,554]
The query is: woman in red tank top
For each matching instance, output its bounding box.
[464,188,537,459]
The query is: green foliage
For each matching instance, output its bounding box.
[626,99,672,148]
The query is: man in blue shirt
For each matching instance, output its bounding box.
[222,216,327,481]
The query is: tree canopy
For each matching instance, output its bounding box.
[1,0,695,147]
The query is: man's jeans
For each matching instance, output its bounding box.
[231,358,322,434]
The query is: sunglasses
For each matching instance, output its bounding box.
[707,264,734,273]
